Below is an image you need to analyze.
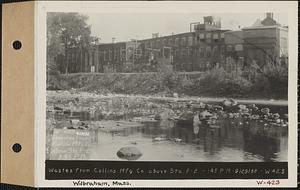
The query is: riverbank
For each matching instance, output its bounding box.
[48,66,288,99]
[47,90,288,107]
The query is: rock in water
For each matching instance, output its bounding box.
[222,98,237,108]
[237,104,249,113]
[173,92,179,98]
[199,110,213,121]
[117,147,142,161]
[54,106,63,111]
[261,107,270,114]
[237,104,247,110]
[153,136,166,141]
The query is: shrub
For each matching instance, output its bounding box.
[262,62,288,99]
[243,60,288,99]
[156,61,179,92]
[192,67,252,97]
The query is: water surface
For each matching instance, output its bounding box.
[46,107,288,162]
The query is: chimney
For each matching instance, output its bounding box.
[112,37,116,43]
[266,12,273,19]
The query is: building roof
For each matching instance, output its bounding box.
[242,25,287,31]
[244,13,281,30]
[261,16,280,26]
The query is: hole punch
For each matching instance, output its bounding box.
[12,40,22,50]
[12,143,22,153]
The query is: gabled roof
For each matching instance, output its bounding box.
[261,17,280,26]
[243,15,281,30]
[250,16,280,28]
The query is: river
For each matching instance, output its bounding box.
[46,98,288,162]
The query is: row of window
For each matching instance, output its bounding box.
[144,32,226,48]
[172,46,225,58]
[67,44,244,63]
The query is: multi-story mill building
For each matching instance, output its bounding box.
[61,13,288,74]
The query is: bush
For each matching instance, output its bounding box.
[242,60,288,99]
[262,63,288,99]
[52,61,288,100]
[191,67,252,97]
[155,62,179,92]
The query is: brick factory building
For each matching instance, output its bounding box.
[60,13,288,74]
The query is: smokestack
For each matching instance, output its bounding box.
[266,12,273,19]
[112,37,116,43]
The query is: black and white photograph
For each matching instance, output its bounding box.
[45,11,290,163]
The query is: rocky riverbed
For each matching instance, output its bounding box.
[46,90,288,161]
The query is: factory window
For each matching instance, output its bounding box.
[163,39,167,46]
[220,45,225,55]
[113,49,117,60]
[145,41,150,48]
[175,38,179,46]
[181,37,186,46]
[189,48,193,56]
[235,44,243,51]
[109,49,112,61]
[213,33,219,42]
[128,47,133,55]
[213,33,219,40]
[206,33,211,38]
[199,33,205,39]
[206,46,211,57]
[169,38,173,45]
[99,51,104,60]
[104,50,108,61]
[280,37,288,55]
[121,49,126,60]
[221,33,225,38]
[157,39,161,47]
[213,46,218,56]
[107,50,110,61]
[153,40,157,48]
[181,49,187,57]
[174,49,178,57]
[227,45,233,52]
[188,36,193,46]
[199,47,204,57]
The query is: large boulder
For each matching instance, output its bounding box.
[117,146,142,161]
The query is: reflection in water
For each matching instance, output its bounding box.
[47,109,288,162]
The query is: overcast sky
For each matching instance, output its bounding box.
[85,13,288,43]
